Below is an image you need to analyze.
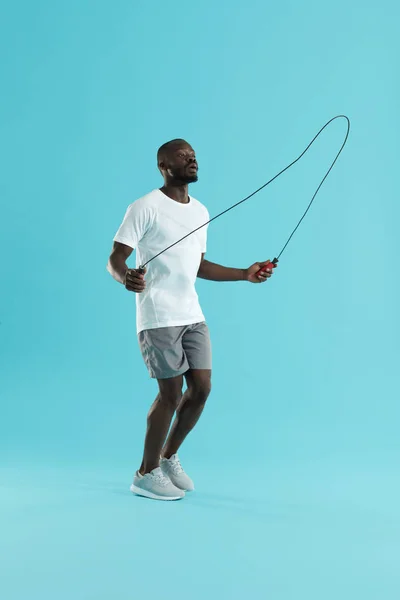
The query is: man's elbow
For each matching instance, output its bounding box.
[106,255,114,276]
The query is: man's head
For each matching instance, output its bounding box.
[157,139,198,185]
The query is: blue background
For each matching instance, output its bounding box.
[1,1,399,599]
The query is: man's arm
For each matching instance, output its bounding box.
[197,254,275,283]
[107,241,132,283]
[107,241,146,292]
[197,255,245,281]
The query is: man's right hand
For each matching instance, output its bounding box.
[124,268,146,293]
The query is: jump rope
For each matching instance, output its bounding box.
[138,115,350,276]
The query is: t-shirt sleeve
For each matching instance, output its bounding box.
[113,201,152,249]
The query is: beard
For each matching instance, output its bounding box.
[182,172,198,184]
[171,167,198,185]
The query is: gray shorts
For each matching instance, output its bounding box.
[138,322,212,379]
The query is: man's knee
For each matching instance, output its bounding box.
[188,371,212,405]
[158,376,183,409]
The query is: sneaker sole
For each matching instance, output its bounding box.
[130,484,184,501]
[173,483,195,492]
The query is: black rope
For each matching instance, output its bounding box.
[139,115,350,272]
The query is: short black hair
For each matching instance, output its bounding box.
[157,139,188,165]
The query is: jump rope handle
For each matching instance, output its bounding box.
[137,266,146,275]
[256,257,279,275]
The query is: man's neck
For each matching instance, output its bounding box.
[160,184,189,204]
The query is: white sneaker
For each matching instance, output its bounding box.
[130,467,185,501]
[160,454,195,492]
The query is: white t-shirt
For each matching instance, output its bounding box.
[114,189,210,333]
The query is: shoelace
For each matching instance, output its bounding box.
[149,469,169,487]
[170,458,184,476]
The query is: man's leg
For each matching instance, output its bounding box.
[139,375,183,474]
[161,369,211,459]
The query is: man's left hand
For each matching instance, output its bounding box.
[245,260,277,284]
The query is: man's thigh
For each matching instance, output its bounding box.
[138,326,189,379]
[182,322,212,372]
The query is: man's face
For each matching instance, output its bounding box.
[162,143,198,184]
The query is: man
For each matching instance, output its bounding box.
[107,139,275,501]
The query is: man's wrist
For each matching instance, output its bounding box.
[120,266,128,284]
